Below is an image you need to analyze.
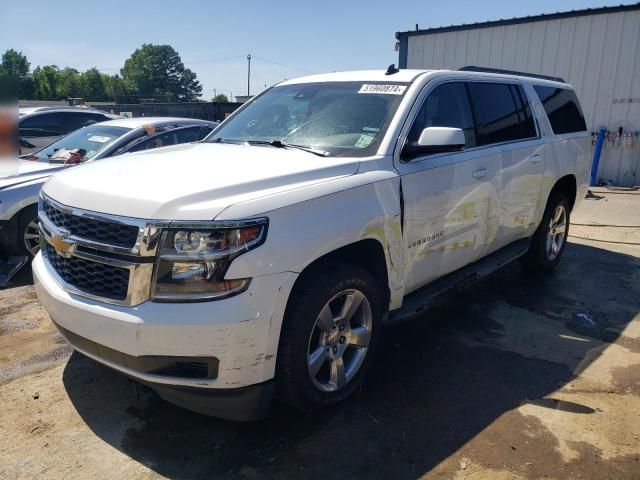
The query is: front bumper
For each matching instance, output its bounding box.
[33,252,297,419]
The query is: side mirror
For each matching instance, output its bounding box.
[403,127,465,158]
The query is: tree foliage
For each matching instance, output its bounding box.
[33,65,60,100]
[2,44,203,103]
[2,49,30,78]
[121,44,202,102]
[1,49,34,98]
[212,94,229,102]
[80,68,107,101]
[57,67,81,98]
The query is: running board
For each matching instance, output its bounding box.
[388,238,530,324]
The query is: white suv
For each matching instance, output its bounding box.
[33,67,590,420]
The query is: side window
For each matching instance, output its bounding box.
[533,86,587,134]
[408,82,476,148]
[19,113,65,137]
[173,126,201,144]
[197,125,214,140]
[511,85,537,139]
[126,127,200,153]
[127,132,172,153]
[62,113,100,133]
[466,83,524,146]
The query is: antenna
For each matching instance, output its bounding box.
[386,64,400,75]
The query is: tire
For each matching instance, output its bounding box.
[276,263,383,411]
[520,193,570,273]
[16,205,40,257]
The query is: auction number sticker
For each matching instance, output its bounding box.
[358,84,407,95]
[88,135,111,143]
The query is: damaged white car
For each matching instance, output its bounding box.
[33,67,590,420]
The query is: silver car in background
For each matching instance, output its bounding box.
[1,117,218,257]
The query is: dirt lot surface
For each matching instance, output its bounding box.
[1,189,639,479]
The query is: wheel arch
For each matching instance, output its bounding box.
[549,174,577,211]
[289,238,391,315]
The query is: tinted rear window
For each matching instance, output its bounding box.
[533,86,587,134]
[467,83,525,146]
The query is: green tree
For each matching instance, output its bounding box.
[212,93,229,102]
[1,49,34,98]
[103,74,130,102]
[57,67,81,99]
[1,49,30,78]
[79,68,107,101]
[33,65,60,100]
[121,44,202,102]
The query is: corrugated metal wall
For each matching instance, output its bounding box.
[403,9,640,186]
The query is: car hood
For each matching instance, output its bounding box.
[0,160,64,190]
[42,142,360,220]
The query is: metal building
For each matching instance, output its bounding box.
[396,3,640,187]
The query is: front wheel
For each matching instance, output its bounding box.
[276,264,382,411]
[521,193,570,272]
[17,205,40,257]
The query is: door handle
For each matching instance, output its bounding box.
[472,168,487,179]
[530,154,542,163]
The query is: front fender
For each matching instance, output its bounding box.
[224,173,405,309]
[0,179,44,221]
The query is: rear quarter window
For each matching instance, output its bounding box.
[533,86,587,134]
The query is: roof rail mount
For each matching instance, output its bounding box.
[458,66,566,83]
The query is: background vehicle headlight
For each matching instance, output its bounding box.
[151,219,268,301]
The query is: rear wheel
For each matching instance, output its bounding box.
[277,264,382,410]
[521,193,570,272]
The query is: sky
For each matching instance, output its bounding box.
[1,0,635,101]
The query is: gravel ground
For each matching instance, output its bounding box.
[0,189,639,480]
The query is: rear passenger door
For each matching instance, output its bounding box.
[396,81,502,293]
[466,82,544,251]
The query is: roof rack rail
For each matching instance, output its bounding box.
[458,66,566,83]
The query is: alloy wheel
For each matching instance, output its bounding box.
[307,289,373,392]
[546,205,566,260]
[23,218,40,256]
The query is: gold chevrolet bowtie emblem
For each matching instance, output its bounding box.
[50,233,73,256]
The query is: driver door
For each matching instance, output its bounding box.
[395,81,502,294]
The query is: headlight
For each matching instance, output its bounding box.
[151,218,268,302]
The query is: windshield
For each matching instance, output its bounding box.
[27,124,130,163]
[208,81,409,157]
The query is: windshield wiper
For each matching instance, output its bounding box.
[247,140,330,157]
[211,137,243,144]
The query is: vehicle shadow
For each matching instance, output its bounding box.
[62,242,640,479]
[0,258,34,288]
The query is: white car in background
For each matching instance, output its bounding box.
[0,117,218,257]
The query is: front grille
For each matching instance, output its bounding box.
[44,200,139,249]
[46,244,130,301]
